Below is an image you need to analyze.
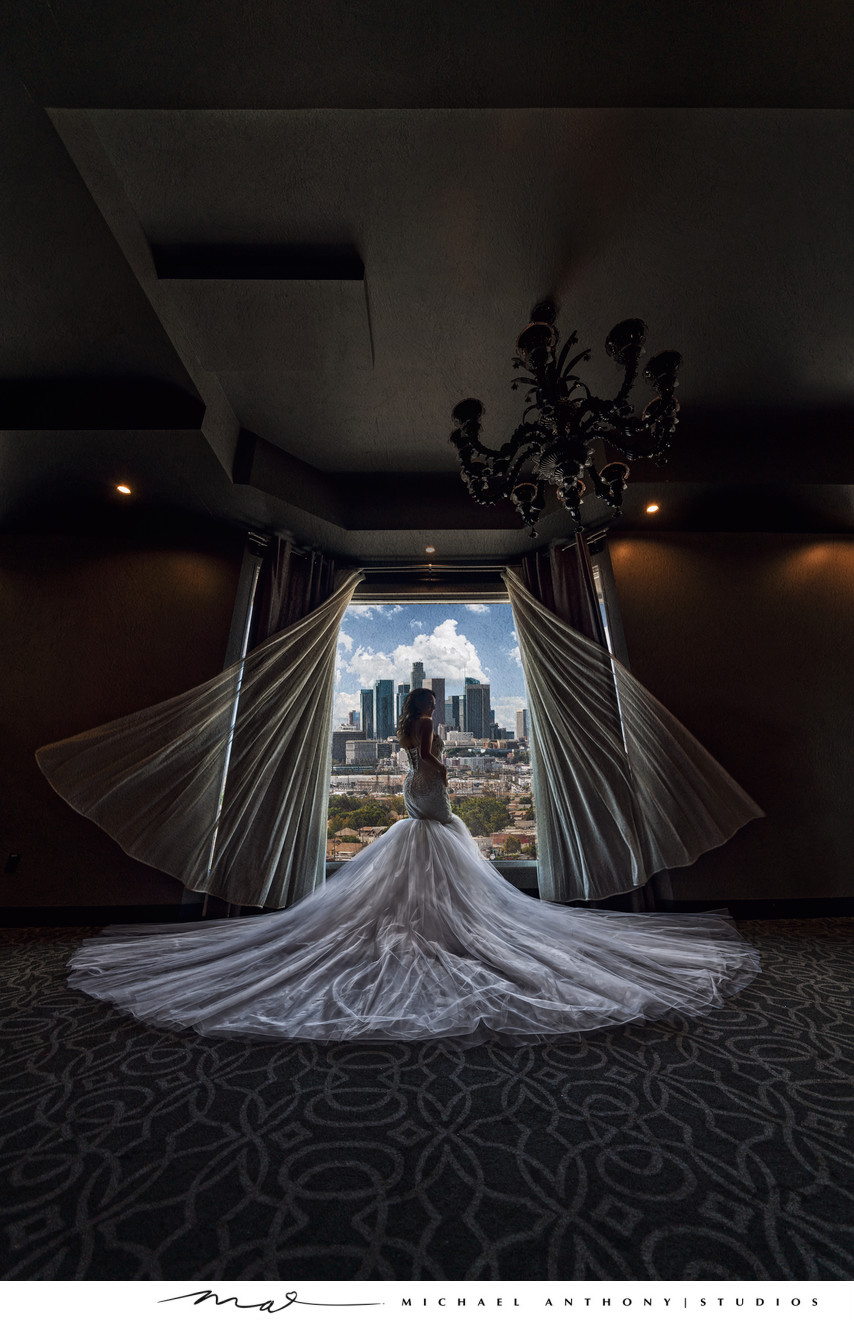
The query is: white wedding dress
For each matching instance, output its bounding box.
[67,733,760,1044]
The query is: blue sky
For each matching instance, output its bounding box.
[334,602,527,730]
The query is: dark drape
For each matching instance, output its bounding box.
[251,540,339,645]
[521,535,607,647]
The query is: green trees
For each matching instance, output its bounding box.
[328,794,365,817]
[327,795,405,837]
[453,794,512,837]
[328,791,519,844]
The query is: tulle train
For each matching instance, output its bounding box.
[68,814,759,1044]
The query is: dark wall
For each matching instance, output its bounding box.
[609,532,854,902]
[0,530,242,908]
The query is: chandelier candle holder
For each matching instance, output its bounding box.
[449,299,681,536]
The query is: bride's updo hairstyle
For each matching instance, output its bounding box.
[396,688,434,747]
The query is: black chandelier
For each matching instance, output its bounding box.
[449,298,681,536]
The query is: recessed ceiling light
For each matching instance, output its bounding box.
[645,503,660,514]
[116,484,132,495]
[424,545,436,553]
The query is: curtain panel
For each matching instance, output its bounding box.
[521,537,607,646]
[251,540,340,644]
[37,569,364,910]
[504,568,762,903]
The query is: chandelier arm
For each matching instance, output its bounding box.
[559,350,592,384]
[504,449,543,491]
[554,333,580,377]
[451,300,681,534]
[614,353,642,407]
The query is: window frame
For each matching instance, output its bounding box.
[327,576,538,889]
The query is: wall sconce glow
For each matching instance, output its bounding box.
[424,545,436,554]
[116,484,132,495]
[645,503,660,514]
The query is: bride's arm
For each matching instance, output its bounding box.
[418,716,448,782]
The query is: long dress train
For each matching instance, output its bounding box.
[67,735,760,1044]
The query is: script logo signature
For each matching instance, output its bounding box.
[160,1290,382,1313]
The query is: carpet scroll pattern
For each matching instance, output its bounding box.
[0,919,852,1281]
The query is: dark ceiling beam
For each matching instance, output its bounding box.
[233,431,344,526]
[233,431,532,531]
[612,482,854,535]
[232,431,854,536]
[0,379,204,429]
[653,405,854,485]
[5,1,853,110]
[46,109,242,480]
[151,244,365,282]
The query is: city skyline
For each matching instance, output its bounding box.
[351,676,511,740]
[334,603,527,731]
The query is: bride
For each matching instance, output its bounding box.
[64,686,760,1044]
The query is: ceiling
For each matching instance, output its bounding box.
[1,1,853,560]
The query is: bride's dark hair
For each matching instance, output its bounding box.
[396,688,434,746]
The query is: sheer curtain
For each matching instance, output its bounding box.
[504,566,762,903]
[37,568,364,909]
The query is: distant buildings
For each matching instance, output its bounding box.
[374,678,395,740]
[348,669,522,763]
[464,680,491,739]
[360,688,374,738]
[332,729,365,762]
[428,677,446,727]
[347,739,379,765]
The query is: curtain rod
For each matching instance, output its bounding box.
[358,562,513,574]
[354,536,610,574]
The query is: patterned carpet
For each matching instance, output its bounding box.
[0,919,852,1282]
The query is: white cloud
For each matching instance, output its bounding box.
[332,688,362,724]
[336,617,489,689]
[465,603,491,614]
[506,629,522,668]
[337,630,354,653]
[410,619,423,629]
[344,603,406,619]
[402,619,489,685]
[493,695,528,729]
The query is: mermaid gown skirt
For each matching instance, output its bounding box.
[67,739,759,1043]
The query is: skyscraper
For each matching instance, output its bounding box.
[411,660,425,691]
[516,708,529,740]
[464,681,491,738]
[450,694,462,731]
[374,678,395,740]
[359,688,374,738]
[396,683,410,718]
[428,677,446,727]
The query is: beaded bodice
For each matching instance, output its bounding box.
[402,735,452,823]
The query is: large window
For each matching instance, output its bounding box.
[327,600,536,862]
